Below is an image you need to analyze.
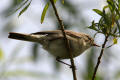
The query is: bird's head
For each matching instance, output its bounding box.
[83,35,100,48]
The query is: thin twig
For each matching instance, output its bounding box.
[49,0,77,80]
[92,35,109,80]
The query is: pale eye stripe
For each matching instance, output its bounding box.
[66,33,82,38]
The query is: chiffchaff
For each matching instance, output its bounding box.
[8,30,99,59]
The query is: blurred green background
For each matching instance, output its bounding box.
[0,0,120,80]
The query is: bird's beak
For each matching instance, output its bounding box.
[93,43,100,47]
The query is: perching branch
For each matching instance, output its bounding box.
[49,0,77,80]
[92,35,109,80]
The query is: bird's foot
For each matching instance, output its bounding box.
[56,57,76,70]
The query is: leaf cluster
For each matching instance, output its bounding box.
[12,0,32,17]
[13,0,64,23]
[88,0,120,40]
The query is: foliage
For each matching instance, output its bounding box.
[18,0,32,17]
[41,2,50,24]
[88,0,120,80]
[88,0,120,45]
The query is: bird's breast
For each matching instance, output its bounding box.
[42,38,88,59]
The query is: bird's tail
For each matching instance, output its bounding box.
[8,32,45,43]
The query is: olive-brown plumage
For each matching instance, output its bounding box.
[8,30,99,59]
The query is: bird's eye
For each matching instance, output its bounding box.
[85,39,89,42]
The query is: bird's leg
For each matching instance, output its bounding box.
[56,57,75,69]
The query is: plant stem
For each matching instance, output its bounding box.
[92,35,109,80]
[49,0,77,80]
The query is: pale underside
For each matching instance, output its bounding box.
[32,30,91,59]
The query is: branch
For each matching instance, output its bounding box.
[49,0,77,80]
[92,35,109,80]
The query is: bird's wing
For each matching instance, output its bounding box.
[31,30,86,40]
[32,30,85,37]
[31,30,61,35]
[31,30,63,41]
[31,30,88,42]
[65,30,85,39]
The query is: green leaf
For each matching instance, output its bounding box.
[0,48,4,60]
[53,0,58,3]
[93,9,103,16]
[107,0,115,12]
[41,2,49,24]
[113,38,117,44]
[103,5,109,10]
[18,0,32,17]
[115,15,120,20]
[119,0,120,3]
[111,15,115,27]
[118,3,120,11]
[15,0,29,13]
[107,0,114,6]
[88,21,99,31]
[17,0,23,4]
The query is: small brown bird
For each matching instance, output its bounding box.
[8,30,99,59]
